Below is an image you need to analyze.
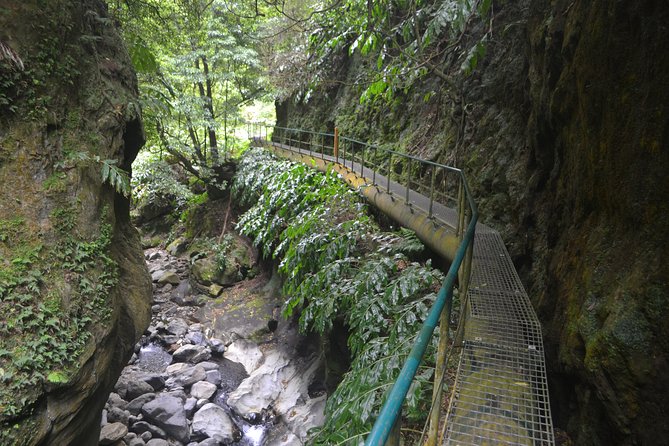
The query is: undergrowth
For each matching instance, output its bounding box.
[234,148,443,444]
[0,204,117,430]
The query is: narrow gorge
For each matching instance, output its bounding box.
[1,0,668,445]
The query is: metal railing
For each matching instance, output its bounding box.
[248,124,467,226]
[248,122,478,446]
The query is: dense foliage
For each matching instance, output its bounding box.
[0,205,118,423]
[234,148,443,443]
[110,0,267,187]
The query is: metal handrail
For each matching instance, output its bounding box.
[248,123,472,224]
[247,122,478,445]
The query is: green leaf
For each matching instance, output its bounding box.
[46,371,68,384]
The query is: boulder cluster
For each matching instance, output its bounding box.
[99,248,325,446]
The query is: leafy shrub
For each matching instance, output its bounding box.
[132,151,194,213]
[234,148,443,444]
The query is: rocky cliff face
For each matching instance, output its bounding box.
[277,0,669,444]
[0,1,151,444]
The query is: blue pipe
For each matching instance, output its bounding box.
[364,212,477,446]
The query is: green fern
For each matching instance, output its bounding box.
[234,147,445,444]
[101,159,130,197]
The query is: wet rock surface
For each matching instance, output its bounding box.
[100,247,325,445]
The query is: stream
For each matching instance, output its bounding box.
[98,247,326,446]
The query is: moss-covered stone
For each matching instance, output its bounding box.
[0,2,152,444]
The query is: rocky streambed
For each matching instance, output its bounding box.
[98,247,326,446]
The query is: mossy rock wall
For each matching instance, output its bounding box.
[0,1,151,444]
[277,1,669,444]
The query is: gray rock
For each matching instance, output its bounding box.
[128,438,146,446]
[162,283,173,293]
[151,304,161,313]
[172,344,211,364]
[126,379,155,400]
[107,393,128,411]
[141,395,189,443]
[186,330,205,345]
[197,440,220,446]
[196,399,209,410]
[198,362,219,371]
[127,393,156,416]
[165,365,207,389]
[172,280,191,301]
[123,432,138,442]
[128,415,141,425]
[205,370,221,387]
[99,422,128,445]
[165,362,190,374]
[107,406,130,425]
[190,381,217,400]
[151,269,166,282]
[160,334,179,345]
[147,439,169,446]
[209,338,226,356]
[148,251,162,261]
[224,339,263,374]
[165,389,188,402]
[142,374,165,391]
[166,237,188,256]
[101,409,108,426]
[227,351,325,443]
[114,377,131,399]
[157,270,180,285]
[191,403,240,443]
[184,397,198,417]
[166,319,189,337]
[130,421,166,439]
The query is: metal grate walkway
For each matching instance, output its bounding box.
[443,225,553,445]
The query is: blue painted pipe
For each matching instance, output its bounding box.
[364,212,477,446]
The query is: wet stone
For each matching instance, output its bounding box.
[172,344,211,364]
[141,395,189,443]
[127,393,156,416]
[99,422,128,445]
[190,381,217,400]
[126,379,155,400]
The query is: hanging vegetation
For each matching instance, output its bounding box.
[233,147,444,443]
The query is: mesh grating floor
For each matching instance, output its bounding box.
[444,230,554,445]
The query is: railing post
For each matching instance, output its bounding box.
[429,167,437,219]
[427,292,452,446]
[361,144,365,178]
[334,127,339,162]
[386,154,392,194]
[343,139,347,166]
[373,146,377,185]
[405,158,412,205]
[456,181,466,240]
